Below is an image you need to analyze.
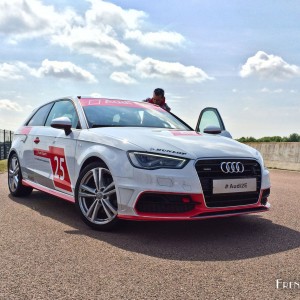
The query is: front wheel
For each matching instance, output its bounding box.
[75,162,120,230]
[8,153,33,197]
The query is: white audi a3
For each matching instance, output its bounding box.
[8,97,271,230]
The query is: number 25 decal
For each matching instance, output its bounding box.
[54,156,65,180]
[34,146,72,192]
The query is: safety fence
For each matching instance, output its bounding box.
[0,130,13,160]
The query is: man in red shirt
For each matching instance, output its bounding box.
[143,88,171,112]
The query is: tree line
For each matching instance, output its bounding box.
[236,133,300,143]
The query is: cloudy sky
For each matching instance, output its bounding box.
[0,0,299,138]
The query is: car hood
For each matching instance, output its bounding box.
[89,127,260,160]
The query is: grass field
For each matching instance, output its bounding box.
[0,160,7,173]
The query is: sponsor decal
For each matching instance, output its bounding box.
[34,146,72,192]
[171,131,201,136]
[150,147,187,155]
[80,98,145,108]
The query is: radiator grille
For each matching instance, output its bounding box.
[195,159,261,208]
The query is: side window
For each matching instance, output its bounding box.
[199,111,220,132]
[196,108,225,133]
[27,103,53,126]
[45,100,80,129]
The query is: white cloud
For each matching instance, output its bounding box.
[90,93,102,98]
[0,62,24,80]
[240,51,300,80]
[49,0,148,66]
[274,89,283,93]
[125,30,185,49]
[0,62,35,80]
[260,87,270,93]
[0,0,81,41]
[34,59,97,83]
[50,0,147,66]
[85,0,146,32]
[0,99,22,112]
[51,27,141,66]
[260,87,284,93]
[110,72,137,84]
[0,0,189,69]
[135,58,212,83]
[0,60,97,83]
[0,0,204,86]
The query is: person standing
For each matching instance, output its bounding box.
[143,88,171,112]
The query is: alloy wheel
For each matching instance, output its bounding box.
[78,167,118,225]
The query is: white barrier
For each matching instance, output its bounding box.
[246,142,300,171]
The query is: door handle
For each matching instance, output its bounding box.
[34,137,40,144]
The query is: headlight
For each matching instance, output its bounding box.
[128,152,188,169]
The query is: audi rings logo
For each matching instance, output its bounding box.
[220,162,245,173]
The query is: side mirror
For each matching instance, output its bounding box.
[51,117,72,135]
[203,125,222,134]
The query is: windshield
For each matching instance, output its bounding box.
[82,102,191,130]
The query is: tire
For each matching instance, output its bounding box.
[75,161,120,231]
[8,153,33,197]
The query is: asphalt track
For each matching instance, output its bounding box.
[0,170,299,300]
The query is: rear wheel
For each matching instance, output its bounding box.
[8,154,33,197]
[75,161,119,230]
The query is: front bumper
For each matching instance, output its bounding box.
[118,190,270,221]
[114,159,271,221]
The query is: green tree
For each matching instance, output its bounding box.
[287,133,300,142]
[236,133,300,143]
